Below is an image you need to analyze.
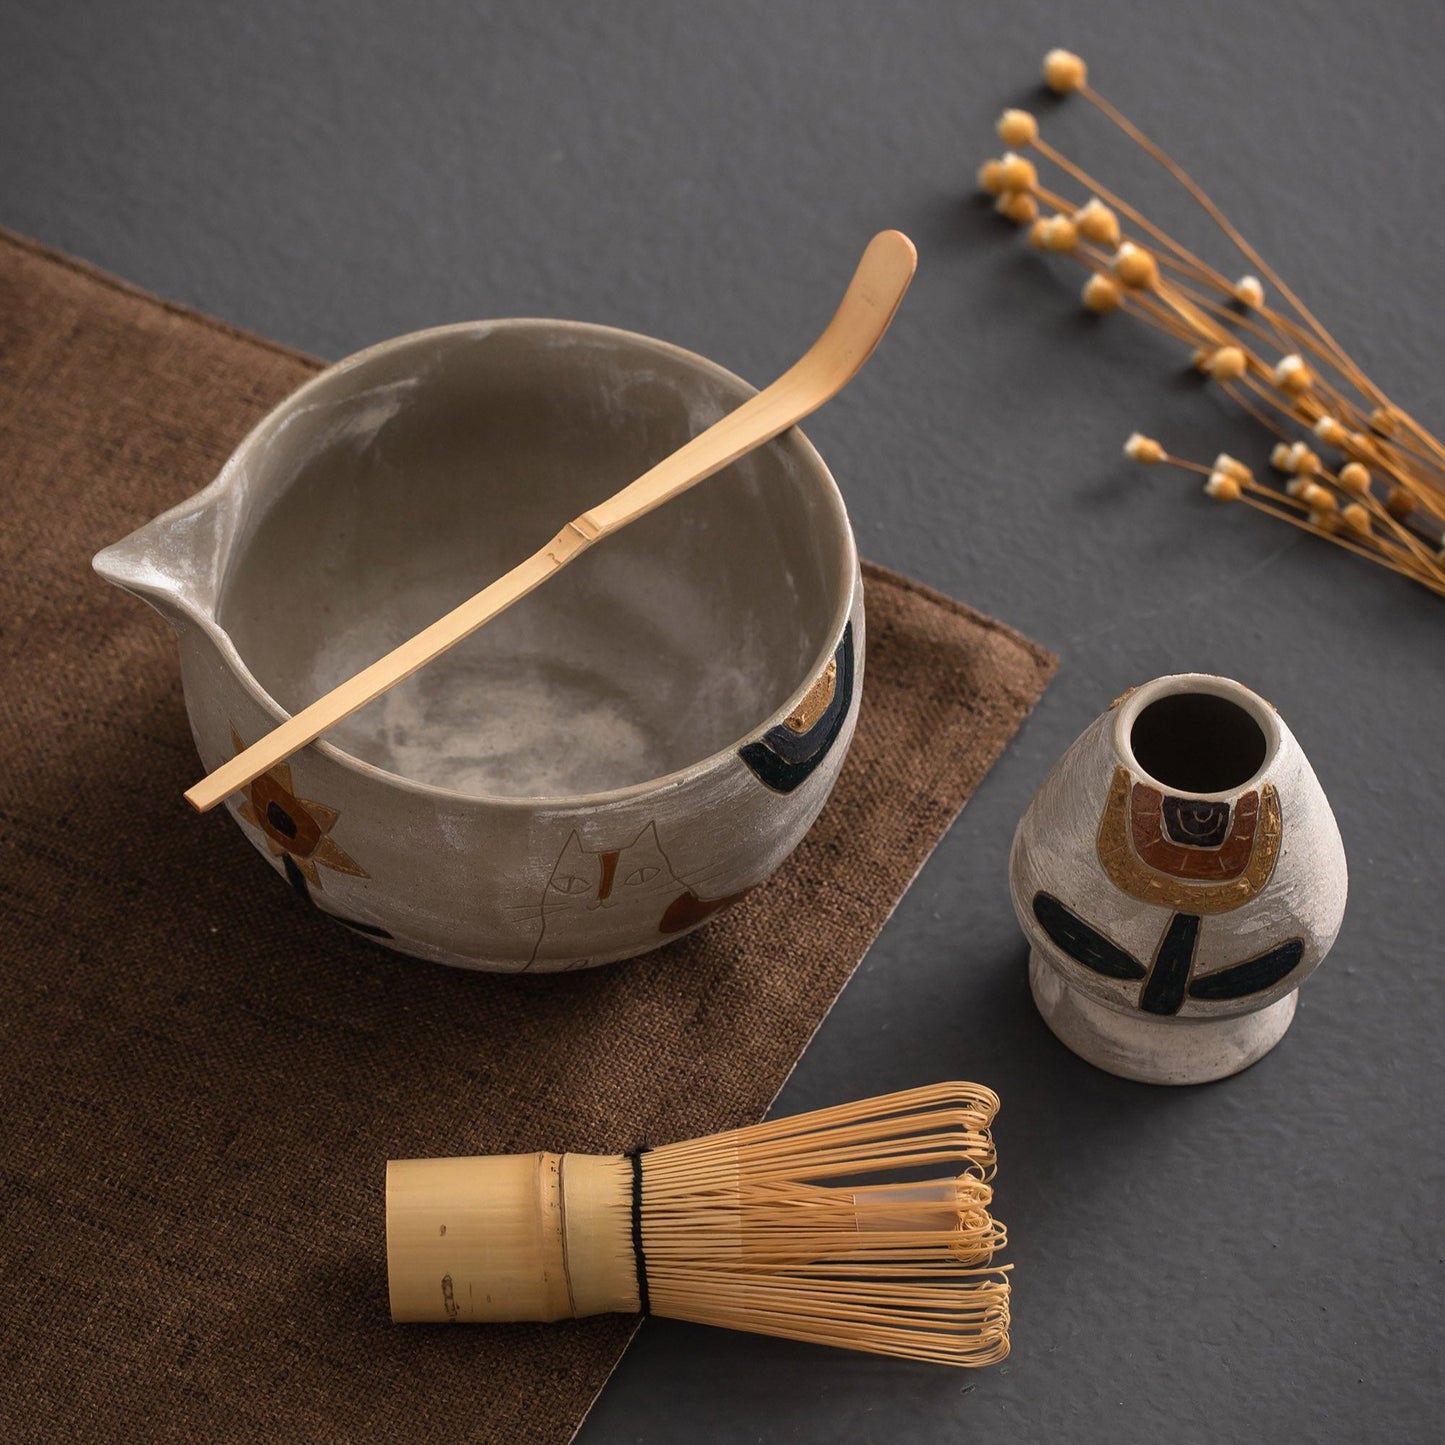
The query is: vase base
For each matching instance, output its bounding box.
[1028,950,1299,1085]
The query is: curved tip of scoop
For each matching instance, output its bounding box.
[854,231,918,317]
[870,229,918,273]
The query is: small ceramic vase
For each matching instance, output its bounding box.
[1009,674,1347,1084]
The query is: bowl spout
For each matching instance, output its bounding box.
[92,488,232,632]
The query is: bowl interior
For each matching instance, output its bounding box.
[217,322,854,798]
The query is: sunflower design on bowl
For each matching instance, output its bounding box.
[231,731,367,888]
[229,732,391,938]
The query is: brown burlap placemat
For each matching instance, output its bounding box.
[0,227,1055,1443]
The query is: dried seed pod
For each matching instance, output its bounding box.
[1074,198,1121,247]
[1285,442,1321,476]
[1270,442,1293,472]
[977,158,1006,196]
[1124,433,1165,464]
[996,191,1039,224]
[1039,215,1079,252]
[1082,273,1123,313]
[997,109,1039,148]
[1273,354,1313,394]
[1385,486,1416,520]
[1313,416,1348,447]
[1111,242,1158,289]
[1341,503,1372,535]
[1206,346,1247,382]
[1338,462,1371,496]
[1043,48,1087,94]
[997,152,1037,192]
[1301,483,1336,512]
[1233,275,1265,309]
[1369,405,1398,436]
[1204,471,1242,501]
[1213,454,1254,483]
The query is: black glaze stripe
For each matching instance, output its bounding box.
[1032,892,1147,981]
[339,918,394,939]
[738,623,855,793]
[282,851,393,938]
[627,1146,650,1316]
[1188,939,1305,1000]
[1140,912,1201,1016]
[752,625,853,766]
[282,852,311,902]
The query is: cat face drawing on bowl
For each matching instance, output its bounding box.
[94,318,863,970]
[522,822,752,969]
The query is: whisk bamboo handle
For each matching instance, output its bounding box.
[187,229,917,813]
[387,1153,639,1323]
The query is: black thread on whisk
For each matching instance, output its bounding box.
[626,1146,651,1315]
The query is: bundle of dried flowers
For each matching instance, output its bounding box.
[978,49,1445,599]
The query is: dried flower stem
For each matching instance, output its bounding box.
[980,52,1445,597]
[1074,83,1365,387]
[1145,450,1445,595]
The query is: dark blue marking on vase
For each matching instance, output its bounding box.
[738,622,854,794]
[281,851,393,939]
[1187,939,1304,1000]
[1032,892,1146,980]
[1035,888,1306,1015]
[1161,796,1231,849]
[1139,912,1202,1015]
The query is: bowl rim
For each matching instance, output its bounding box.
[209,316,861,809]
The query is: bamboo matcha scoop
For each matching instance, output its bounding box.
[186,230,917,812]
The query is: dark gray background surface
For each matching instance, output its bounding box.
[4,2,1442,1440]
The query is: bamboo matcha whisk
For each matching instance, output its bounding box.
[387,1083,1011,1366]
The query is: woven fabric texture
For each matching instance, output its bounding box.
[0,228,1055,1443]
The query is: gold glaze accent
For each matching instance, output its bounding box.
[783,658,838,734]
[1130,783,1260,879]
[1096,766,1282,913]
[232,730,367,886]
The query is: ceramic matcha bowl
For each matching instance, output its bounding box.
[94,320,863,970]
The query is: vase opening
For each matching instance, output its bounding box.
[1127,690,1268,796]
